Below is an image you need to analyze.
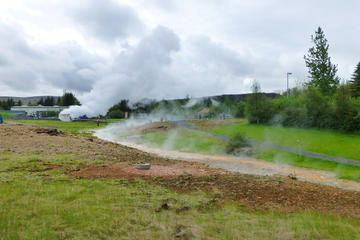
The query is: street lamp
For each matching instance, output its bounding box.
[287,72,292,97]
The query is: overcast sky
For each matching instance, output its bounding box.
[0,0,359,99]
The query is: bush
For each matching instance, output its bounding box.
[272,95,308,127]
[245,95,274,124]
[334,85,360,132]
[304,87,335,129]
[41,111,59,117]
[226,133,250,154]
[235,101,246,118]
[108,109,125,119]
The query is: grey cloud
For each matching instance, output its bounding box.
[71,0,145,41]
[39,42,101,92]
[0,22,101,93]
[168,35,256,97]
[187,36,253,76]
[0,23,41,90]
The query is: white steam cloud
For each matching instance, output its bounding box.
[61,26,180,118]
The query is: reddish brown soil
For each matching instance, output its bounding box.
[156,174,360,218]
[138,121,173,133]
[70,164,212,178]
[2,123,360,219]
[45,165,64,170]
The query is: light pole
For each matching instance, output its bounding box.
[287,72,292,97]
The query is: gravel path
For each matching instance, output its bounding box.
[172,120,360,167]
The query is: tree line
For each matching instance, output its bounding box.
[0,93,80,110]
[246,27,360,132]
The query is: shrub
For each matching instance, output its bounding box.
[245,81,275,124]
[42,111,59,117]
[235,101,246,118]
[272,95,308,127]
[226,132,250,154]
[108,109,125,119]
[304,87,335,129]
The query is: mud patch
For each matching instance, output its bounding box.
[45,165,64,171]
[70,164,213,178]
[35,128,63,136]
[138,122,173,133]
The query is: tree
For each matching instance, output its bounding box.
[59,93,80,106]
[334,85,360,131]
[235,100,246,118]
[17,100,22,106]
[350,62,360,97]
[245,81,274,124]
[304,87,334,128]
[304,27,340,95]
[43,96,55,106]
[107,99,131,118]
[0,98,15,110]
[108,109,125,119]
[37,98,44,105]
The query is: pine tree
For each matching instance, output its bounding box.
[350,62,360,97]
[59,93,80,106]
[38,98,44,105]
[304,27,340,95]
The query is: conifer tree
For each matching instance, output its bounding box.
[304,27,339,95]
[350,62,360,97]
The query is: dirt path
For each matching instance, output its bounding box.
[174,120,360,167]
[95,128,360,192]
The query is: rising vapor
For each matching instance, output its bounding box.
[61,26,180,118]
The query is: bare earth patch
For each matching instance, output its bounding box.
[2,123,360,219]
[70,164,211,178]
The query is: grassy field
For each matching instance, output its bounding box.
[0,112,13,119]
[138,120,360,181]
[2,120,360,238]
[1,151,360,239]
[188,120,360,181]
[209,121,360,161]
[143,128,226,155]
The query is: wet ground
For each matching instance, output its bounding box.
[95,122,360,192]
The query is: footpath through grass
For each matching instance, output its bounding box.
[141,120,360,181]
[1,151,360,239]
[195,120,360,181]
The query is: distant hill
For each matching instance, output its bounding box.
[210,93,279,103]
[168,93,280,104]
[0,96,61,105]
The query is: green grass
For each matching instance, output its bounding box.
[202,120,360,181]
[140,121,360,181]
[255,148,360,181]
[1,152,359,239]
[8,120,108,136]
[0,112,14,119]
[211,122,360,161]
[143,128,226,155]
